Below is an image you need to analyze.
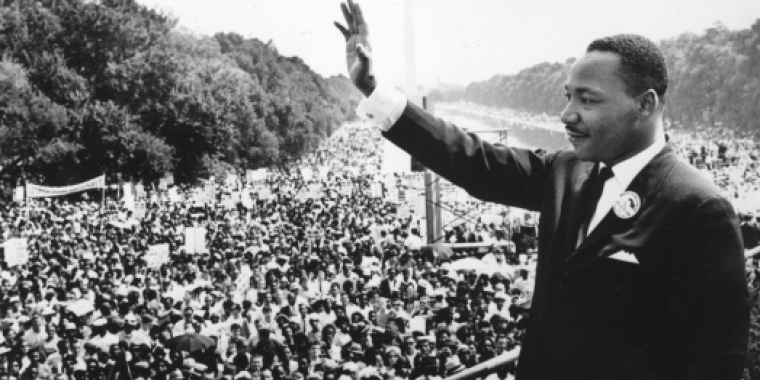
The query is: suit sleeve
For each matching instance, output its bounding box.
[382,102,554,211]
[667,195,749,379]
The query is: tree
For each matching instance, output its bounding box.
[0,60,74,184]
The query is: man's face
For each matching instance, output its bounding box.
[309,345,321,359]
[562,51,647,166]
[251,357,263,371]
[324,327,335,341]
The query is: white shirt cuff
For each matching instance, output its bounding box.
[356,84,407,132]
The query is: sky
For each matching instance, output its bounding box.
[137,0,760,90]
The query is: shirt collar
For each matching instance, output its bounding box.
[603,136,667,190]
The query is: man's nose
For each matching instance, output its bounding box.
[560,101,580,125]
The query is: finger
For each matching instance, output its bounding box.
[341,2,355,34]
[334,22,350,40]
[348,0,360,33]
[352,1,368,35]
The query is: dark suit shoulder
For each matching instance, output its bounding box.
[659,157,728,207]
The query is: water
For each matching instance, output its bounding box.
[436,107,570,151]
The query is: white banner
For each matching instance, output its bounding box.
[26,175,105,198]
[146,244,170,269]
[4,238,28,268]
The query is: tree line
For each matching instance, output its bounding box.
[429,20,760,136]
[0,0,361,186]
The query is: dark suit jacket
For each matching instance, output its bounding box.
[383,102,749,380]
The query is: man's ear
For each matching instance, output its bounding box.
[638,89,659,118]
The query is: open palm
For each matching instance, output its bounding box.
[335,0,376,97]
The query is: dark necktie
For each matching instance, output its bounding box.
[577,165,614,246]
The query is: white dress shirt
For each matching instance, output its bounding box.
[588,137,666,235]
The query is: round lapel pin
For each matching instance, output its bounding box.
[613,191,641,219]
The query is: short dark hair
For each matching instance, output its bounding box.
[587,34,668,103]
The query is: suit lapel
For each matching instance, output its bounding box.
[566,144,677,262]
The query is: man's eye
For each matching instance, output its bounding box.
[581,98,596,104]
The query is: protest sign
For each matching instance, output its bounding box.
[135,184,146,199]
[146,244,170,269]
[404,173,425,190]
[4,238,28,268]
[13,186,23,203]
[410,316,427,334]
[134,201,147,220]
[241,190,254,209]
[184,227,207,254]
[168,187,179,203]
[247,168,268,183]
[222,194,236,210]
[397,204,411,219]
[386,186,399,203]
[340,183,353,196]
[124,195,135,211]
[370,182,383,198]
[205,180,215,203]
[307,184,323,199]
[307,228,322,240]
[301,168,313,181]
[123,182,133,200]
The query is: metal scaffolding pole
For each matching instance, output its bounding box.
[445,349,521,380]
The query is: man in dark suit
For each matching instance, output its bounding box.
[335,1,749,379]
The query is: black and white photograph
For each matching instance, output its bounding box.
[0,0,759,379]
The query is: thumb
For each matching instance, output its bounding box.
[356,43,371,64]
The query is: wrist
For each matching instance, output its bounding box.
[359,76,377,97]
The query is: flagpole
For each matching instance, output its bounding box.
[100,173,105,244]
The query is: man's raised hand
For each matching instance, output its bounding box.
[335,0,376,97]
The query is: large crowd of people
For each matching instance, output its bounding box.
[0,116,757,380]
